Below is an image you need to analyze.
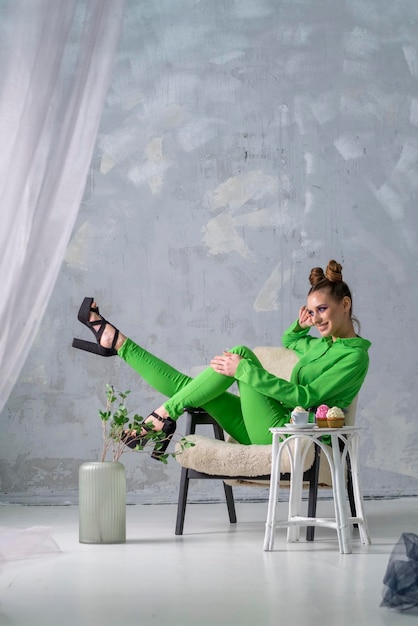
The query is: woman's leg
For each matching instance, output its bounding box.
[81,302,251,442]
[120,340,287,444]
[228,346,288,444]
[119,338,194,398]
[119,339,251,444]
[163,345,288,445]
[83,303,285,445]
[236,377,287,444]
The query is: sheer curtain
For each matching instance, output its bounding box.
[0,0,125,414]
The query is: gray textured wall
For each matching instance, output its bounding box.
[1,0,418,504]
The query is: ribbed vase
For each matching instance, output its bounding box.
[79,461,126,544]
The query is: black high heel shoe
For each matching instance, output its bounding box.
[122,411,177,460]
[72,297,119,357]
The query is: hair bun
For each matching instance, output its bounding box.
[309,260,343,286]
[325,260,343,283]
[309,266,325,287]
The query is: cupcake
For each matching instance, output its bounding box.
[315,404,329,428]
[326,406,345,428]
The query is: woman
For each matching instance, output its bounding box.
[72,260,371,457]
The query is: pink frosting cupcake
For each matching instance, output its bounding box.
[315,404,329,427]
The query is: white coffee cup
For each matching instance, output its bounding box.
[290,410,310,426]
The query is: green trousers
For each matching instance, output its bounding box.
[118,339,287,445]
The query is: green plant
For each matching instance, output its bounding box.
[99,384,194,464]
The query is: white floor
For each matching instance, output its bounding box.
[0,497,417,626]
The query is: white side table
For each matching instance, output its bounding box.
[263,425,371,554]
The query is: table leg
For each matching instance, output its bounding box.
[330,433,352,554]
[348,432,371,545]
[286,436,303,542]
[263,432,281,551]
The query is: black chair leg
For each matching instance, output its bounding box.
[306,445,321,541]
[211,419,237,523]
[339,437,357,527]
[175,409,238,534]
[175,466,190,535]
[346,454,358,528]
[223,482,237,524]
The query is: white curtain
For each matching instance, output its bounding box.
[0,0,125,414]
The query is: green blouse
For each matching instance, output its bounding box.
[235,320,371,412]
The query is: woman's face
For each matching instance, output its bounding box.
[306,290,352,339]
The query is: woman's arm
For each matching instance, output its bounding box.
[234,347,369,410]
[281,309,318,356]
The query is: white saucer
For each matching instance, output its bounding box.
[285,423,317,430]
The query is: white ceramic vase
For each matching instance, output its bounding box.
[79,461,126,544]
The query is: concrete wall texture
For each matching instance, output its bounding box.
[1,0,418,504]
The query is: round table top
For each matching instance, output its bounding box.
[270,425,361,434]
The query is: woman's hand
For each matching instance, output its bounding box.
[210,351,242,377]
[298,305,313,329]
